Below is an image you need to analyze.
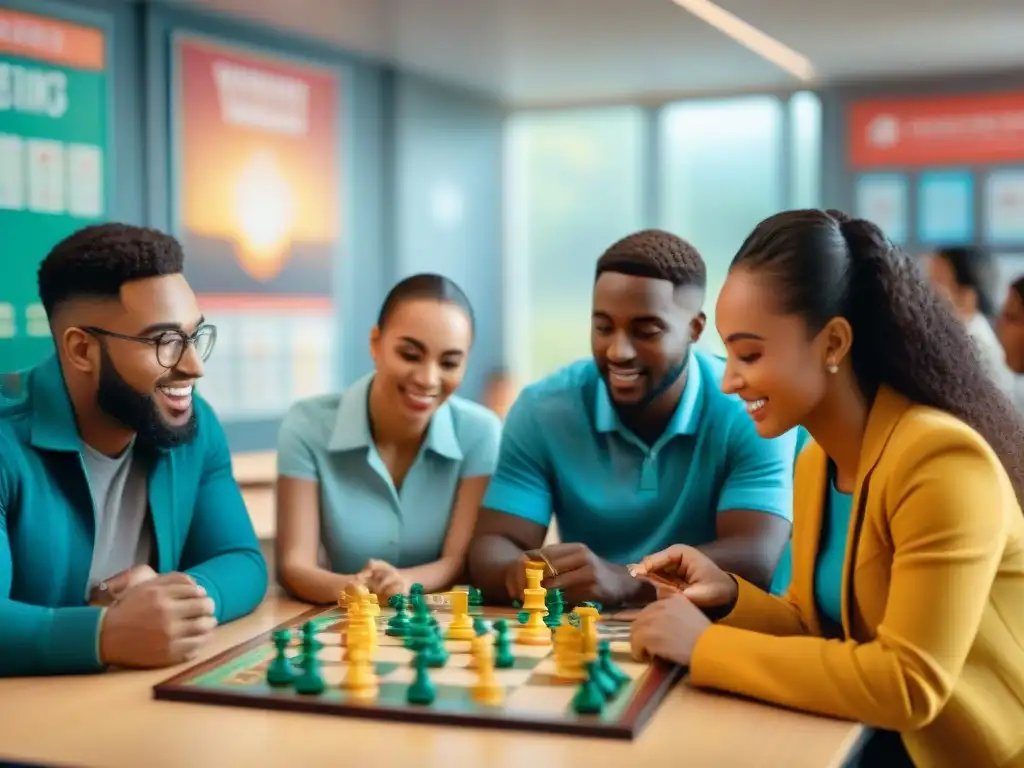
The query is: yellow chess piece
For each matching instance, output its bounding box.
[553,617,586,681]
[573,605,600,661]
[343,635,378,700]
[343,599,364,660]
[470,633,504,705]
[344,581,370,609]
[360,593,379,651]
[445,589,476,641]
[516,565,551,646]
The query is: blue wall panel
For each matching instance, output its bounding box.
[393,73,504,400]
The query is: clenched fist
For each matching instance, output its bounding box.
[98,572,217,668]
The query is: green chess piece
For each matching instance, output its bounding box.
[493,619,515,669]
[589,657,619,699]
[386,595,411,637]
[517,610,529,625]
[472,616,490,636]
[266,629,296,687]
[293,634,326,695]
[403,619,432,652]
[409,595,431,627]
[299,621,323,654]
[407,583,426,615]
[571,661,605,714]
[468,586,483,606]
[423,633,449,668]
[406,652,436,705]
[544,588,565,628]
[598,640,630,688]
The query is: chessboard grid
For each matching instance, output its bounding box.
[153,604,685,740]
[204,610,644,720]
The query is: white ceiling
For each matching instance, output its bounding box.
[158,0,1024,106]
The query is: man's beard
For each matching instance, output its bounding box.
[607,351,690,417]
[96,346,197,450]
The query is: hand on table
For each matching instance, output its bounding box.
[360,559,409,600]
[628,544,738,608]
[629,594,712,666]
[89,564,158,606]
[506,543,652,606]
[98,572,217,668]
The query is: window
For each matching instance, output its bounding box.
[658,97,786,352]
[504,108,645,382]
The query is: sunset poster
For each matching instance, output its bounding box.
[171,35,341,416]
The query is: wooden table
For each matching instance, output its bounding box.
[0,596,865,768]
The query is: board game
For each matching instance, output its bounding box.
[153,572,684,740]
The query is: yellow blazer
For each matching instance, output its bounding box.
[689,385,1024,768]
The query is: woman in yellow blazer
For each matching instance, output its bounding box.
[629,209,1024,768]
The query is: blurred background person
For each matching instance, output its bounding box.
[924,245,1015,397]
[997,275,1024,411]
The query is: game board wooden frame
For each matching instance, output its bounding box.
[153,605,686,740]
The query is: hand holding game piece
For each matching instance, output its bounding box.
[503,553,534,602]
[98,572,216,668]
[534,543,653,607]
[629,594,712,666]
[629,544,739,608]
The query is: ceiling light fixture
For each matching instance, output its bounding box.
[672,0,817,82]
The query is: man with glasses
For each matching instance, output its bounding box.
[0,223,267,676]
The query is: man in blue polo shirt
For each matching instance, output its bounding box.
[467,230,795,607]
[0,224,267,677]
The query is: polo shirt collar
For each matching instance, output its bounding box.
[594,350,704,438]
[327,372,463,461]
[29,355,83,453]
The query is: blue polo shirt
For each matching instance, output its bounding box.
[277,373,503,575]
[482,350,795,565]
[0,356,267,677]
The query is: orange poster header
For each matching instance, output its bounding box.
[849,91,1024,169]
[0,8,104,71]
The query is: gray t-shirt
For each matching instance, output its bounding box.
[82,440,152,597]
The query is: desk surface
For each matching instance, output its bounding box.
[0,597,864,768]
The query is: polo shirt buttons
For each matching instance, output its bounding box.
[639,455,658,493]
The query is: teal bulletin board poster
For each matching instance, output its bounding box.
[0,7,109,372]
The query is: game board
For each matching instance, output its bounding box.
[153,594,684,740]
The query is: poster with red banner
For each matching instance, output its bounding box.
[849,91,1024,169]
[172,34,342,417]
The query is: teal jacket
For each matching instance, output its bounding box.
[0,356,267,676]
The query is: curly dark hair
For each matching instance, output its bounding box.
[731,208,1024,501]
[595,229,706,290]
[376,272,474,334]
[37,223,185,316]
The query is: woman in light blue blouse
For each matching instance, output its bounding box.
[275,274,503,604]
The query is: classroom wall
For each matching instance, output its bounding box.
[1,0,505,452]
[820,71,1024,301]
[392,74,505,398]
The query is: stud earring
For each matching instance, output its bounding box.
[826,362,839,374]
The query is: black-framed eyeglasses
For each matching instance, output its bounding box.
[82,325,217,369]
